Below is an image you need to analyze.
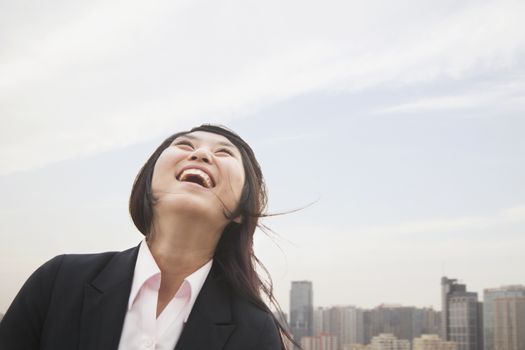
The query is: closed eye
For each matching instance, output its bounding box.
[216,148,233,156]
[173,140,194,149]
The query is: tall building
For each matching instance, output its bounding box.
[364,305,418,344]
[413,334,457,350]
[441,277,483,350]
[370,333,411,350]
[363,306,440,345]
[343,344,371,350]
[493,296,525,350]
[290,281,313,342]
[301,333,338,350]
[341,306,365,346]
[415,308,441,336]
[314,306,364,348]
[314,307,330,336]
[483,285,525,350]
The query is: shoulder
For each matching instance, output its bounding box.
[47,246,139,289]
[229,295,282,349]
[203,266,282,349]
[20,251,117,285]
[13,246,139,303]
[0,247,138,348]
[230,296,274,326]
[8,251,120,293]
[54,250,119,275]
[11,248,133,302]
[36,249,123,269]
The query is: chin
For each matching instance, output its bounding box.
[157,194,222,221]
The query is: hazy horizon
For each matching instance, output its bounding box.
[1,0,524,314]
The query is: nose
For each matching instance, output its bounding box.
[188,147,212,164]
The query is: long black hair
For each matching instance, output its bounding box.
[129,124,296,349]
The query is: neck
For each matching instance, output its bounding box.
[147,210,224,277]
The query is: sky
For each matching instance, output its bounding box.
[1,0,524,315]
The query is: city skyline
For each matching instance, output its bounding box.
[2,272,523,315]
[288,279,524,350]
[283,279,525,312]
[2,0,525,316]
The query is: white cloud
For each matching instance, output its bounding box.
[351,205,525,236]
[1,0,524,174]
[262,204,525,258]
[374,76,525,114]
[375,94,487,114]
[257,203,525,309]
[260,133,313,145]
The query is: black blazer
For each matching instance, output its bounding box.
[0,246,281,350]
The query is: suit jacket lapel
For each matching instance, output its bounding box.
[175,264,236,350]
[79,246,139,350]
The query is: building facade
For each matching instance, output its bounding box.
[364,305,418,344]
[314,306,365,349]
[341,306,365,346]
[415,308,441,336]
[483,285,525,350]
[493,296,525,350]
[343,344,371,350]
[314,307,330,336]
[290,281,314,343]
[370,333,411,350]
[301,333,338,350]
[413,334,458,350]
[441,277,483,350]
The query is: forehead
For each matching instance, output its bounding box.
[177,131,237,148]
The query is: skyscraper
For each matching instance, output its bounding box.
[493,296,525,350]
[441,277,483,350]
[290,281,314,342]
[416,308,441,336]
[483,285,525,350]
[314,307,330,336]
[340,306,365,346]
[370,333,410,350]
[301,333,338,350]
[413,334,457,350]
[313,305,365,349]
[364,305,418,344]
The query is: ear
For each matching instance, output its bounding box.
[233,215,243,224]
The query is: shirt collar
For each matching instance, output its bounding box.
[182,255,213,322]
[128,239,213,314]
[128,240,161,310]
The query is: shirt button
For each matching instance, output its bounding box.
[141,337,154,348]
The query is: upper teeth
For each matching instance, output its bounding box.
[178,168,213,188]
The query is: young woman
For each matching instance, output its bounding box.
[0,124,292,349]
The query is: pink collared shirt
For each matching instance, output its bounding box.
[117,240,213,350]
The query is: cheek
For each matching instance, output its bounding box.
[150,165,163,192]
[232,163,246,191]
[151,152,176,188]
[238,172,246,195]
[221,165,245,201]
[233,171,246,202]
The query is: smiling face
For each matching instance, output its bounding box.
[150,131,246,225]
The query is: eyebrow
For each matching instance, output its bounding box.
[178,134,237,149]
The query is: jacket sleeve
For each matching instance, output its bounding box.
[0,255,64,350]
[255,312,282,350]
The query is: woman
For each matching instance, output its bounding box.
[0,124,292,349]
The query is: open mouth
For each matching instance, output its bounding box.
[176,168,215,189]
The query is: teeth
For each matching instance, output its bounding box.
[179,168,213,188]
